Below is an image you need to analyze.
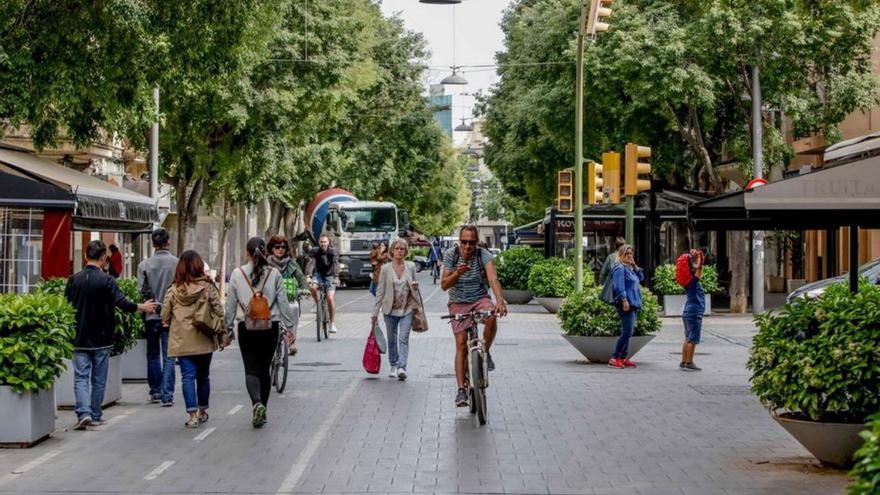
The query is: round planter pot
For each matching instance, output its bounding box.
[503,289,533,305]
[562,334,655,363]
[772,413,868,468]
[536,297,564,313]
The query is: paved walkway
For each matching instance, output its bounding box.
[0,273,851,494]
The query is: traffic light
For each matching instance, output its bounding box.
[624,143,652,195]
[557,168,574,212]
[587,161,603,205]
[587,0,613,37]
[601,151,621,204]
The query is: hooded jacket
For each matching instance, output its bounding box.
[161,278,221,357]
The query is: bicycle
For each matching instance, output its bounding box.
[430,260,441,285]
[442,309,495,425]
[311,281,331,342]
[271,294,302,394]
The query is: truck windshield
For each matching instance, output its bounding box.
[343,208,397,233]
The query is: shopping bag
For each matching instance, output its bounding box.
[372,322,387,354]
[411,287,429,333]
[362,332,381,374]
[599,274,616,305]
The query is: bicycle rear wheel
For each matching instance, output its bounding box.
[433,265,438,285]
[274,337,289,393]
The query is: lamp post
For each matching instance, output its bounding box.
[574,1,588,291]
[752,63,765,313]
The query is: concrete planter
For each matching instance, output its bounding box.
[0,385,55,447]
[662,294,711,317]
[503,289,533,305]
[562,334,655,363]
[56,355,122,410]
[536,297,565,314]
[772,413,867,468]
[122,339,148,382]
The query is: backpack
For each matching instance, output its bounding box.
[675,253,693,288]
[237,267,274,330]
[451,246,487,289]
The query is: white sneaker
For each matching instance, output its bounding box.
[389,366,398,378]
[397,368,407,381]
[330,323,338,333]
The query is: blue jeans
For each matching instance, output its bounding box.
[384,312,413,370]
[73,348,112,421]
[613,307,639,359]
[145,320,175,403]
[179,354,212,413]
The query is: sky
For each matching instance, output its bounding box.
[379,0,512,141]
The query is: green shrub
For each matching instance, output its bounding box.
[0,292,76,392]
[747,281,880,423]
[558,287,661,337]
[849,413,880,495]
[407,247,428,260]
[39,277,144,355]
[653,263,719,295]
[528,257,579,298]
[496,246,543,291]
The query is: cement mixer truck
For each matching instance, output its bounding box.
[305,189,407,287]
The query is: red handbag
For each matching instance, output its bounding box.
[362,331,381,375]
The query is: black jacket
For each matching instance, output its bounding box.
[65,265,138,349]
[306,247,340,278]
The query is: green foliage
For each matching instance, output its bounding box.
[0,293,76,392]
[748,281,880,423]
[558,287,662,337]
[849,413,880,495]
[527,257,579,298]
[497,246,543,291]
[653,264,719,295]
[407,247,428,260]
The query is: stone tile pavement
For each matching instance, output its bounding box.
[0,276,852,494]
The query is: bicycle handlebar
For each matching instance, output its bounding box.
[441,309,497,322]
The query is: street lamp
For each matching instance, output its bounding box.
[441,68,468,85]
[454,118,474,132]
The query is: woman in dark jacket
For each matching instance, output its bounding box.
[609,244,644,369]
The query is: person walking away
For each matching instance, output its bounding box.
[680,249,705,371]
[609,244,644,369]
[371,239,419,380]
[599,237,627,285]
[267,234,309,355]
[65,240,156,429]
[108,244,123,278]
[427,240,442,280]
[226,237,297,428]
[137,228,178,406]
[369,241,389,297]
[441,225,508,407]
[161,250,223,428]
[306,235,341,333]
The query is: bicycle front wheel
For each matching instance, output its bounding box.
[470,350,488,425]
[321,297,330,340]
[274,338,289,393]
[316,297,323,342]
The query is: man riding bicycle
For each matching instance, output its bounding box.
[427,239,442,278]
[441,226,507,407]
[306,234,341,334]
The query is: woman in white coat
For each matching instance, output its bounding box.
[371,238,418,380]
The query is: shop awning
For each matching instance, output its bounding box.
[0,147,158,232]
[689,153,880,231]
[0,169,76,208]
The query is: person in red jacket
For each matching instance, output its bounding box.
[108,244,123,278]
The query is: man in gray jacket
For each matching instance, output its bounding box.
[136,228,178,406]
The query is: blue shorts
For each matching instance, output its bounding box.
[313,273,336,292]
[683,313,702,344]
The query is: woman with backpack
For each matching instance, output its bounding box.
[161,250,224,428]
[680,249,705,372]
[226,237,297,428]
[608,244,644,369]
[371,239,419,380]
[267,234,308,355]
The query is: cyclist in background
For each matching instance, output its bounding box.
[267,235,309,354]
[306,234,341,334]
[427,239,442,280]
[441,225,507,407]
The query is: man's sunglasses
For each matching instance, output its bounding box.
[460,240,477,246]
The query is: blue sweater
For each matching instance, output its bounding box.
[611,264,644,309]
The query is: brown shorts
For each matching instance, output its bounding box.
[447,296,495,334]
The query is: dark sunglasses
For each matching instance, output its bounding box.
[272,245,288,250]
[460,240,477,246]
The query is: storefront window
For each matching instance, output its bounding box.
[0,207,44,293]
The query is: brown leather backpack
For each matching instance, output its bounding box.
[237,267,273,330]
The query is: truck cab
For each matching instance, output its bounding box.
[324,201,399,286]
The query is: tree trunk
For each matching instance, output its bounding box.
[265,200,284,238]
[176,176,205,254]
[218,197,231,303]
[175,177,188,255]
[729,231,749,313]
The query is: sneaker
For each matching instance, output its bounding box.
[90,418,105,426]
[329,323,338,334]
[397,368,407,381]
[161,401,174,407]
[198,410,209,424]
[389,366,398,378]
[252,404,267,428]
[679,362,686,370]
[74,416,91,430]
[486,353,495,372]
[455,388,469,407]
[149,394,161,404]
[622,359,637,368]
[607,358,624,369]
[682,362,702,372]
[185,416,200,429]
